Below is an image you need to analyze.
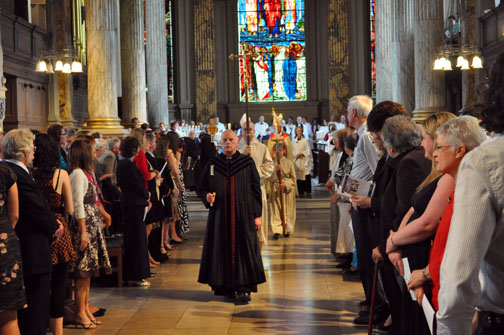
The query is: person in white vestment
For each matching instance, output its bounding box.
[238,122,274,247]
[292,126,313,196]
[267,143,296,240]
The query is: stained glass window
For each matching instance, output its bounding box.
[370,0,376,99]
[237,0,306,102]
[165,0,174,103]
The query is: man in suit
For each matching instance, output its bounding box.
[116,136,151,286]
[3,128,62,335]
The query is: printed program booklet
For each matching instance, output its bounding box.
[337,174,375,198]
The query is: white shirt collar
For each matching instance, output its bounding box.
[4,159,30,174]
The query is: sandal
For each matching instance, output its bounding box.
[73,322,97,329]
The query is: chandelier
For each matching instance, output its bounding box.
[433,1,483,71]
[35,48,83,74]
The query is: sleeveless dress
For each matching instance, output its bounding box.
[34,169,76,265]
[401,176,441,335]
[0,163,27,311]
[69,171,111,277]
[176,162,190,237]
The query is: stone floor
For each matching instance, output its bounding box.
[64,197,369,335]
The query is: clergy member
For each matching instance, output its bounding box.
[198,130,266,302]
[267,142,297,240]
[238,121,274,247]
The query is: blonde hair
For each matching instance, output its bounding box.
[130,128,146,151]
[417,112,456,191]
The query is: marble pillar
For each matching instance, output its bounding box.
[194,0,217,122]
[85,0,127,136]
[413,0,446,121]
[120,0,147,125]
[47,0,76,126]
[375,0,394,103]
[328,0,350,116]
[145,0,169,128]
[176,0,195,122]
[461,0,477,107]
[392,0,415,113]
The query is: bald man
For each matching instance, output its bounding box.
[198,130,266,302]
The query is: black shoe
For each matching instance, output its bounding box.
[273,234,280,240]
[92,308,106,317]
[335,262,352,269]
[375,321,392,333]
[224,292,236,301]
[358,300,369,306]
[284,233,290,238]
[358,309,370,316]
[237,292,251,302]
[353,310,389,326]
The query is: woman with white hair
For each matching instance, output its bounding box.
[3,128,61,334]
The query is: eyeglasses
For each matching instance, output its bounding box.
[433,144,452,152]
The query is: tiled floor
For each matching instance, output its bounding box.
[64,198,368,335]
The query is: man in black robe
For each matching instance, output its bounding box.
[198,130,265,302]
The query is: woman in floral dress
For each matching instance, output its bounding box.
[68,139,111,329]
[0,162,26,333]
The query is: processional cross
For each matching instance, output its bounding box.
[229,47,260,145]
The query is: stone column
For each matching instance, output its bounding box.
[392,0,415,112]
[145,0,169,128]
[461,0,477,107]
[47,0,76,126]
[412,0,446,120]
[85,0,127,136]
[194,0,217,122]
[328,0,350,116]
[120,0,147,125]
[375,0,394,102]
[176,0,195,122]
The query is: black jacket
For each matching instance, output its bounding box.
[116,158,149,208]
[378,146,431,255]
[7,162,59,275]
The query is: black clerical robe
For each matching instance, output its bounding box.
[197,152,266,295]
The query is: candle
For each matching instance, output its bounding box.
[210,165,214,176]
[227,123,231,130]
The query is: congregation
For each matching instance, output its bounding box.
[0,53,503,335]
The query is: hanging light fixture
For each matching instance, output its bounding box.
[71,60,83,73]
[443,59,453,71]
[460,59,470,70]
[54,60,64,71]
[47,62,54,74]
[62,63,72,74]
[471,55,483,68]
[35,48,84,74]
[35,60,48,72]
[433,0,483,71]
[433,58,444,70]
[456,55,465,67]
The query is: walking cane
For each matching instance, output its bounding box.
[368,261,379,335]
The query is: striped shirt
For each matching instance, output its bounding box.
[437,135,504,334]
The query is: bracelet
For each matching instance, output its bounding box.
[390,234,398,248]
[422,267,429,282]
